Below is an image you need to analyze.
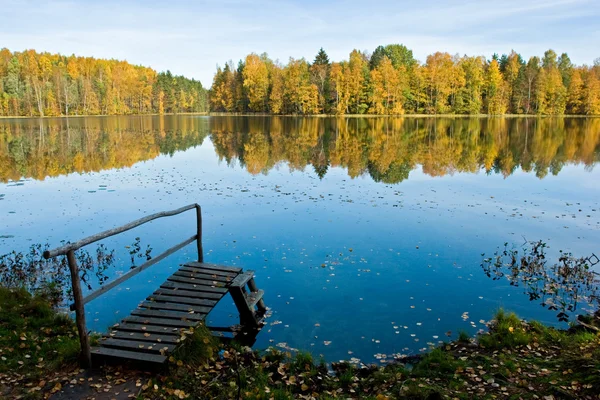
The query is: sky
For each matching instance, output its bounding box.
[1,0,599,86]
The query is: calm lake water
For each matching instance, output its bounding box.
[1,115,599,364]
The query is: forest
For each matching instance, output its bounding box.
[0,49,209,117]
[210,46,600,115]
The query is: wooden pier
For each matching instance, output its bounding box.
[43,204,266,367]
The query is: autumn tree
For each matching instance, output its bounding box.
[486,59,508,114]
[456,56,485,114]
[347,50,369,114]
[370,56,406,114]
[423,52,462,113]
[243,53,270,112]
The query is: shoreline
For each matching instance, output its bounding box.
[2,288,599,399]
[1,112,598,119]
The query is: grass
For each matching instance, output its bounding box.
[0,287,82,398]
[145,308,600,399]
[1,288,599,399]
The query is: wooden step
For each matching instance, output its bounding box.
[98,338,175,353]
[147,294,217,307]
[139,301,212,314]
[230,271,255,288]
[113,323,184,335]
[184,262,242,274]
[91,346,167,364]
[161,280,228,293]
[179,266,239,278]
[131,308,206,322]
[245,290,264,309]
[173,270,233,283]
[153,288,224,300]
[123,316,197,328]
[167,275,227,288]
[104,330,181,344]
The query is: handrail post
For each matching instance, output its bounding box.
[195,204,203,263]
[66,250,91,368]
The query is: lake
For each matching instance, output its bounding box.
[1,115,599,364]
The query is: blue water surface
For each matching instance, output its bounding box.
[1,115,599,364]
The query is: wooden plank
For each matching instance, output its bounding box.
[173,270,232,283]
[66,250,91,368]
[184,262,242,273]
[98,338,175,353]
[247,277,267,312]
[161,280,228,294]
[167,275,227,288]
[153,288,224,300]
[44,204,198,258]
[147,294,217,307]
[245,290,264,309]
[71,234,197,310]
[112,323,184,335]
[179,265,239,278]
[104,331,181,344]
[196,205,203,263]
[123,316,197,328]
[140,301,212,314]
[91,346,166,364]
[131,308,206,322]
[229,286,258,327]
[231,271,255,288]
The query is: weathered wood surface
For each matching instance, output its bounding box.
[70,234,197,311]
[91,262,264,365]
[67,249,91,368]
[44,204,199,258]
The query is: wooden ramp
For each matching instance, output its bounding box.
[91,262,266,364]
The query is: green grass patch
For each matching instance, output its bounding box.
[0,287,82,398]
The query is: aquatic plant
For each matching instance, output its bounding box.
[481,241,599,322]
[0,242,114,306]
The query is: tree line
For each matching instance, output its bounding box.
[0,49,209,117]
[210,46,600,115]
